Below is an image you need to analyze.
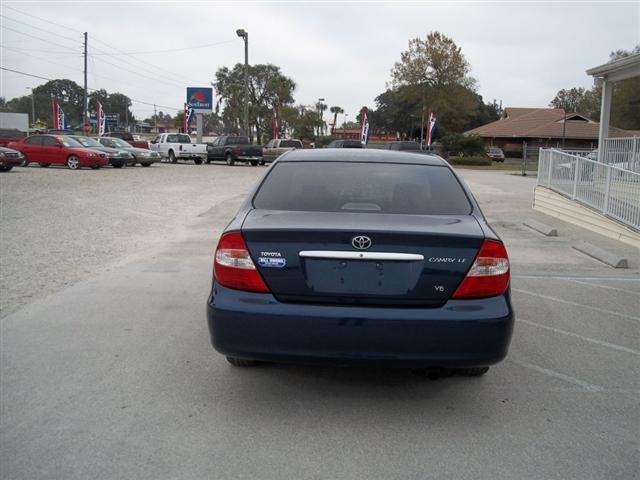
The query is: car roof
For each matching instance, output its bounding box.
[281,148,446,166]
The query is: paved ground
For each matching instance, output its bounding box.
[1,164,638,480]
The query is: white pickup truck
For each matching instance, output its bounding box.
[149,133,207,164]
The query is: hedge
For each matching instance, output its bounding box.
[448,156,492,166]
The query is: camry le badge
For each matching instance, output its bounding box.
[352,235,372,250]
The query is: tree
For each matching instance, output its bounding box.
[214,63,296,142]
[390,32,475,89]
[548,45,640,129]
[330,106,343,133]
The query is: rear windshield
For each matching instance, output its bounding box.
[280,140,302,148]
[226,136,249,145]
[253,161,471,215]
[167,134,191,143]
[0,130,27,138]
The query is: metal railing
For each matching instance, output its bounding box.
[538,149,640,231]
[601,136,640,170]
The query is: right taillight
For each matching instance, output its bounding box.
[214,231,269,293]
[452,239,510,299]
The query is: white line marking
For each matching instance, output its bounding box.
[566,278,640,296]
[513,288,640,322]
[513,274,640,282]
[518,318,640,356]
[511,359,604,391]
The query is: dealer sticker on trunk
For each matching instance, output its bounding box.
[258,257,286,268]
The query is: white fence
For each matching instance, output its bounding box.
[600,137,640,170]
[538,149,640,231]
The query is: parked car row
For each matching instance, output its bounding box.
[1,133,160,171]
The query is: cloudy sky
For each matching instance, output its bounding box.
[1,1,638,121]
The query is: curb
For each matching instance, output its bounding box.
[572,242,629,269]
[523,218,558,237]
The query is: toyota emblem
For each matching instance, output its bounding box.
[351,235,372,250]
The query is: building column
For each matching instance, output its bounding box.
[597,79,612,162]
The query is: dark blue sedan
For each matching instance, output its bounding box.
[206,149,514,375]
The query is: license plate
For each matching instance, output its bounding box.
[303,259,421,295]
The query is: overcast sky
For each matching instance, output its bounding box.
[1,1,638,121]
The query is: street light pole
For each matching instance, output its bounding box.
[236,29,249,138]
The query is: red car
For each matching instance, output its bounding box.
[0,128,27,147]
[8,135,108,170]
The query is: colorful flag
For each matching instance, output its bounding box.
[96,100,106,136]
[272,105,278,140]
[52,97,65,129]
[184,103,195,133]
[360,107,370,146]
[425,110,437,147]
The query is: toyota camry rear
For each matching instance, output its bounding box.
[206,149,514,374]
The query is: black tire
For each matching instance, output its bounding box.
[194,158,203,165]
[39,163,51,168]
[66,155,80,170]
[250,160,258,167]
[0,165,13,172]
[456,366,489,377]
[169,150,177,164]
[205,159,212,164]
[141,162,151,167]
[90,165,101,170]
[259,159,265,166]
[226,356,261,367]
[112,162,124,169]
[225,153,235,166]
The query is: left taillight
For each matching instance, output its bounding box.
[452,239,510,299]
[214,231,269,293]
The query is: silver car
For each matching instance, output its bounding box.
[95,137,161,167]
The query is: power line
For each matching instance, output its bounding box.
[88,39,235,56]
[0,66,51,81]
[0,14,83,45]
[0,25,80,52]
[1,66,182,111]
[1,7,213,86]
[89,54,186,89]
[1,4,84,33]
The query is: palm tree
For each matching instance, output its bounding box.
[330,106,344,135]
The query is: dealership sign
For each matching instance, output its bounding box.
[186,87,213,114]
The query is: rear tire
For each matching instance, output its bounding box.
[112,162,124,168]
[90,165,101,170]
[250,160,258,166]
[169,150,177,164]
[0,166,13,172]
[456,366,489,377]
[225,153,235,166]
[226,356,261,367]
[194,158,203,165]
[141,162,151,167]
[39,163,51,168]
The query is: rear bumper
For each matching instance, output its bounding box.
[207,283,514,367]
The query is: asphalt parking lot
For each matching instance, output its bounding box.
[1,163,638,480]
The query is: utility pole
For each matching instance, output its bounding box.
[26,87,35,127]
[83,32,88,128]
[153,104,157,133]
[236,29,249,138]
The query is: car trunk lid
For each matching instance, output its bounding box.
[242,210,484,307]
